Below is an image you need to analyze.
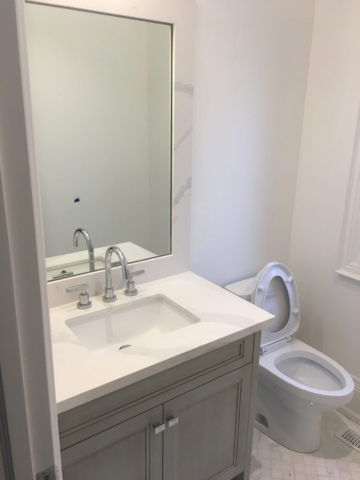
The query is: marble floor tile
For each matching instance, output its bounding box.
[250,411,360,480]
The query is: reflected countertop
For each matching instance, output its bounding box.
[46,241,157,280]
[50,271,274,414]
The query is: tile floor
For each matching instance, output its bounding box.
[250,411,360,480]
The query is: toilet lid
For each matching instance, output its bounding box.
[252,262,300,350]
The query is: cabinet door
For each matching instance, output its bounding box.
[164,366,252,480]
[61,406,163,480]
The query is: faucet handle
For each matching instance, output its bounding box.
[66,284,92,309]
[129,270,145,279]
[125,270,145,297]
[66,283,89,293]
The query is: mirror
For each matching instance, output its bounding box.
[25,3,172,281]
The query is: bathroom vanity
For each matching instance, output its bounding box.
[50,272,274,479]
[24,2,274,477]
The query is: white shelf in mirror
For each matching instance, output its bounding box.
[46,242,156,281]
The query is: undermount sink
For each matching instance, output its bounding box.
[65,294,200,356]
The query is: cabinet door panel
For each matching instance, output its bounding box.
[164,366,252,480]
[61,406,163,480]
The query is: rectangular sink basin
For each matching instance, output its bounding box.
[65,294,200,356]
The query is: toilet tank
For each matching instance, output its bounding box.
[224,276,257,302]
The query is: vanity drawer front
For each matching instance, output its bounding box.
[59,335,254,441]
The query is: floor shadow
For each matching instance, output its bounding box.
[309,410,356,460]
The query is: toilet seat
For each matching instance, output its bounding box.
[252,262,300,353]
[259,339,354,407]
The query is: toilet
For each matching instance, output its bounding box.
[225,262,354,453]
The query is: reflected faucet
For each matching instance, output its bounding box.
[73,228,95,272]
[103,246,145,302]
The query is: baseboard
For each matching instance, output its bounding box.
[338,375,360,425]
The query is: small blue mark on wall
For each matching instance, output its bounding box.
[74,198,80,203]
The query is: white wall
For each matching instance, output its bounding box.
[0,0,62,474]
[26,5,171,259]
[190,0,316,287]
[288,0,360,420]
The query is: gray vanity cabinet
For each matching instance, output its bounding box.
[163,366,251,480]
[61,406,163,480]
[59,334,260,480]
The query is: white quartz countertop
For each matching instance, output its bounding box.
[50,271,274,414]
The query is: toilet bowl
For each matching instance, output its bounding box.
[257,338,354,452]
[225,262,354,453]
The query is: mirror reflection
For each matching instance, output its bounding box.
[25,4,172,281]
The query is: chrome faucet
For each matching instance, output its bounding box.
[73,228,95,271]
[103,246,145,302]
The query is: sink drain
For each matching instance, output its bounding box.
[119,345,131,350]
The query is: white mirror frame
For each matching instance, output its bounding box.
[337,104,360,282]
[25,0,195,307]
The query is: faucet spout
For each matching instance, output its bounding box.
[73,228,95,272]
[103,246,129,302]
